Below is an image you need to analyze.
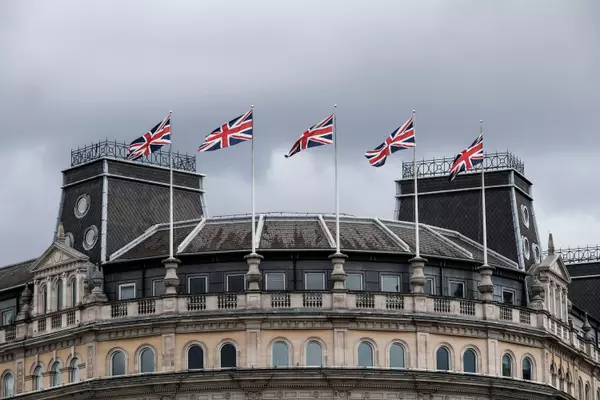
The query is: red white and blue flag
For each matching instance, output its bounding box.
[448,134,484,181]
[198,109,253,152]
[285,114,334,158]
[364,117,415,167]
[127,114,171,161]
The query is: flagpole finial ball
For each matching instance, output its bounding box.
[251,105,254,108]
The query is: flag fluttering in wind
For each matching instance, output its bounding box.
[126,114,171,160]
[448,134,484,181]
[364,116,415,167]
[285,114,334,158]
[198,110,253,152]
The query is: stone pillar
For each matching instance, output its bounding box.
[32,280,39,317]
[162,257,181,295]
[409,256,427,293]
[61,273,68,310]
[529,275,545,310]
[476,264,495,302]
[244,253,263,309]
[583,314,593,355]
[330,253,348,308]
[16,286,32,321]
[83,268,107,304]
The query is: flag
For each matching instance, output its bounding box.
[198,110,253,152]
[448,134,484,181]
[127,114,171,160]
[364,117,415,167]
[285,114,334,158]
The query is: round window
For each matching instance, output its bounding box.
[532,243,541,263]
[64,232,74,248]
[521,204,530,229]
[75,194,90,218]
[83,225,98,250]
[522,236,531,260]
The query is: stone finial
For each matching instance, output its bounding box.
[409,256,427,294]
[529,274,546,310]
[329,253,348,291]
[548,232,555,256]
[16,285,32,321]
[244,253,264,291]
[476,264,495,302]
[162,257,181,295]
[84,267,107,303]
[56,222,65,244]
[583,313,593,342]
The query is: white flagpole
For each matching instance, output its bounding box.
[412,110,420,259]
[251,105,256,254]
[334,105,340,254]
[480,120,488,265]
[168,110,174,259]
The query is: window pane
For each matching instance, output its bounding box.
[71,281,77,306]
[449,282,464,298]
[502,290,514,305]
[424,279,434,295]
[266,273,286,291]
[3,373,13,397]
[436,347,449,371]
[306,341,323,367]
[2,310,13,326]
[153,280,166,296]
[140,348,155,373]
[57,281,63,310]
[34,367,42,390]
[52,362,61,386]
[272,341,289,367]
[381,275,400,292]
[463,349,476,373]
[189,277,207,294]
[111,351,126,376]
[389,343,405,368]
[227,275,245,292]
[120,285,135,300]
[43,287,48,313]
[70,359,79,383]
[358,342,373,367]
[188,345,204,369]
[502,354,512,377]
[522,358,532,380]
[221,344,237,368]
[346,274,363,291]
[305,273,325,290]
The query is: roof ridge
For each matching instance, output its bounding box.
[177,217,207,254]
[374,218,410,252]
[421,225,473,259]
[317,215,336,249]
[254,214,265,250]
[109,223,161,261]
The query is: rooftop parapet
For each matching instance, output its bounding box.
[547,246,600,264]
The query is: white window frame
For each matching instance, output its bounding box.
[448,280,466,298]
[425,277,435,295]
[226,274,247,292]
[502,288,516,305]
[304,272,326,290]
[118,283,136,300]
[151,279,165,297]
[381,274,401,292]
[187,275,209,294]
[265,272,286,291]
[345,273,363,291]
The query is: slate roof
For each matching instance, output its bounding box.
[0,259,35,290]
[569,276,600,321]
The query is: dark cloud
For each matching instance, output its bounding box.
[0,0,598,265]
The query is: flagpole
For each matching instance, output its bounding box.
[412,110,420,258]
[168,110,174,259]
[334,104,340,254]
[251,105,256,254]
[480,120,487,265]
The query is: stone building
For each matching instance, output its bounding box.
[0,142,596,400]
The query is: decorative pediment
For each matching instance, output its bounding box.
[28,242,90,275]
[548,255,571,284]
[537,233,571,284]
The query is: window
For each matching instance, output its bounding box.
[187,345,204,370]
[51,361,61,387]
[118,283,136,300]
[1,310,13,326]
[306,341,323,367]
[521,204,530,228]
[152,280,166,296]
[463,349,477,373]
[522,236,530,260]
[389,343,405,368]
[449,281,465,298]
[424,278,435,295]
[357,342,374,367]
[70,279,77,307]
[502,289,515,305]
[550,364,556,387]
[578,380,583,400]
[220,343,237,368]
[42,286,48,314]
[75,194,90,218]
[265,273,286,291]
[2,372,14,398]
[227,275,246,292]
[501,354,512,377]
[33,366,42,390]
[56,280,63,310]
[381,275,400,292]
[436,347,450,371]
[83,225,98,250]
[188,276,208,294]
[69,358,79,383]
[272,341,289,367]
[140,348,155,373]
[522,357,532,380]
[64,232,74,248]
[111,351,126,376]
[345,274,363,291]
[305,273,325,290]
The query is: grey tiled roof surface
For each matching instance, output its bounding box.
[324,220,402,252]
[116,225,196,261]
[382,222,466,259]
[259,219,331,249]
[0,259,35,289]
[569,277,600,320]
[184,221,253,253]
[567,262,600,277]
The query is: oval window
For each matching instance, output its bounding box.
[75,194,90,218]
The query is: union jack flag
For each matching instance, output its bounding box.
[285,114,334,158]
[198,109,253,152]
[127,114,171,161]
[448,134,484,181]
[364,117,415,167]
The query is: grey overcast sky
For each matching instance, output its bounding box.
[0,0,598,265]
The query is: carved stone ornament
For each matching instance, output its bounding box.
[276,391,284,399]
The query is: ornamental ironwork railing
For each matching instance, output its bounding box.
[402,151,524,179]
[543,246,600,264]
[71,140,196,172]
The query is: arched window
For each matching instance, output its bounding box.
[436,346,450,371]
[272,341,289,367]
[70,278,77,307]
[187,345,204,370]
[522,357,533,380]
[140,348,155,373]
[42,286,48,314]
[585,383,591,400]
[463,349,477,373]
[69,358,79,383]
[550,364,557,387]
[567,372,573,395]
[578,379,583,400]
[596,388,599,400]
[2,372,14,398]
[389,343,405,368]
[110,351,126,376]
[559,369,564,391]
[501,354,512,377]
[51,361,61,387]
[220,343,237,368]
[56,280,63,311]
[306,341,323,367]
[357,342,374,367]
[33,366,43,390]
